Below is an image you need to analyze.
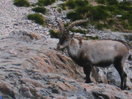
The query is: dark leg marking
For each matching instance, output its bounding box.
[114,57,127,89]
[83,65,92,83]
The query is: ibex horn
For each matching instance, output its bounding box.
[66,18,89,31]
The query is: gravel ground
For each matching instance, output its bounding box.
[0,0,48,37]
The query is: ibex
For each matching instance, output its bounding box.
[56,18,129,89]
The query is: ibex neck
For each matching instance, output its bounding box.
[68,38,81,58]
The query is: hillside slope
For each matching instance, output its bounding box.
[0,0,132,99]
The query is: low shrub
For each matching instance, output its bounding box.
[57,7,62,13]
[121,21,129,29]
[95,0,106,4]
[49,29,60,38]
[106,0,118,5]
[75,5,90,16]
[37,0,56,6]
[67,11,82,21]
[70,28,86,34]
[118,1,132,11]
[96,0,118,5]
[95,23,104,30]
[27,13,45,25]
[107,19,115,26]
[32,7,47,14]
[123,14,132,30]
[89,6,110,21]
[65,0,89,9]
[64,0,132,31]
[13,0,30,7]
[59,3,67,10]
[67,5,110,22]
[85,36,99,40]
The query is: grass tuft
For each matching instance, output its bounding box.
[27,13,45,25]
[32,7,47,14]
[37,0,56,6]
[49,29,60,38]
[14,0,30,7]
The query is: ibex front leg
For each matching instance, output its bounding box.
[114,57,127,90]
[83,65,92,83]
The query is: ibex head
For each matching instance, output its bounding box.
[52,8,88,50]
[57,32,74,50]
[56,19,88,50]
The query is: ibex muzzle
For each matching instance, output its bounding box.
[57,33,73,50]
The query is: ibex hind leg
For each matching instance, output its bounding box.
[83,65,92,83]
[114,57,127,90]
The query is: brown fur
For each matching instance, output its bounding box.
[56,17,129,89]
[58,37,129,89]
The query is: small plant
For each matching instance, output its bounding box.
[37,0,56,6]
[59,3,67,10]
[96,0,118,5]
[49,29,60,38]
[70,28,86,34]
[65,0,89,9]
[118,1,132,11]
[89,6,110,21]
[13,0,30,7]
[57,7,62,13]
[32,7,47,14]
[67,5,110,22]
[106,0,118,5]
[95,0,106,4]
[67,11,82,21]
[85,36,99,40]
[27,13,45,25]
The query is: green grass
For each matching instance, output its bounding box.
[13,0,30,7]
[85,36,99,40]
[67,5,110,21]
[65,0,110,22]
[37,0,56,6]
[89,6,110,21]
[65,0,89,9]
[95,0,118,5]
[27,13,45,25]
[32,7,47,14]
[49,29,60,38]
[70,28,86,34]
[67,11,82,21]
[64,0,132,32]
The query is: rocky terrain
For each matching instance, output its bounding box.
[0,0,132,99]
